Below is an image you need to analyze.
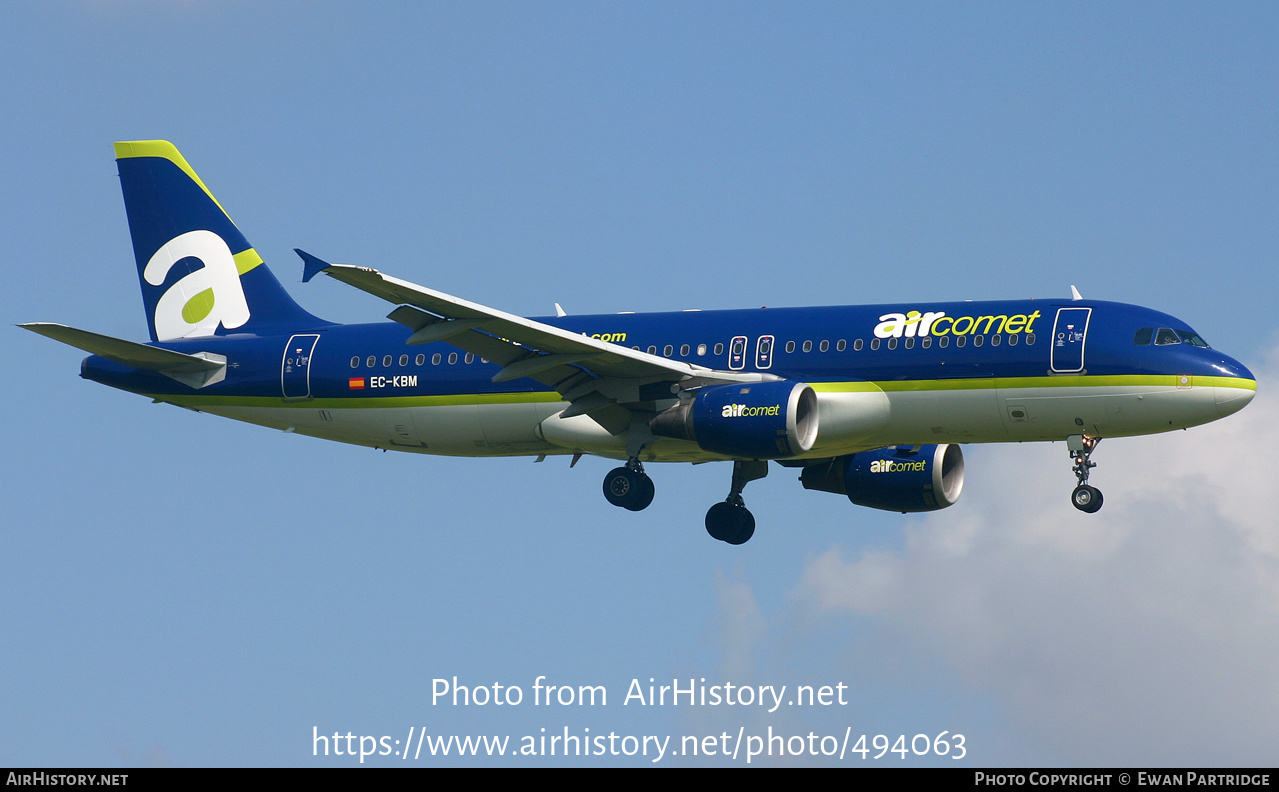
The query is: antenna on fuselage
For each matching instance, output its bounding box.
[1070,285,1084,301]
[555,303,567,317]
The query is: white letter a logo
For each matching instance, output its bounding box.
[144,230,250,340]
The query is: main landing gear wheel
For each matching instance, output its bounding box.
[603,466,655,511]
[704,460,768,545]
[1072,484,1103,514]
[1067,434,1104,513]
[705,501,755,545]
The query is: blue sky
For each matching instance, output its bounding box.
[4,2,1278,766]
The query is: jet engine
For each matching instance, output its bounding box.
[800,444,965,512]
[650,380,819,459]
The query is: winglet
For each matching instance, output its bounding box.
[296,249,332,283]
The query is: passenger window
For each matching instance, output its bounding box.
[647,345,657,355]
[836,339,846,351]
[714,343,724,356]
[1025,333,1036,345]
[972,335,983,347]
[448,353,458,364]
[382,355,393,367]
[1133,327,1154,345]
[903,337,914,349]
[938,336,949,348]
[870,338,880,350]
[366,355,376,368]
[663,344,673,356]
[350,356,360,369]
[854,339,863,351]
[802,340,813,352]
[432,353,441,365]
[956,336,966,348]
[399,354,409,366]
[697,344,707,356]
[785,341,795,353]
[1155,328,1180,346]
[921,337,932,349]
[1007,334,1017,346]
[819,340,829,352]
[990,334,1001,346]
[416,354,425,365]
[680,344,690,356]
[465,353,475,364]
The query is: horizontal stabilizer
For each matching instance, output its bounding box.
[20,322,226,389]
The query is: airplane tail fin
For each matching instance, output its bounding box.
[114,141,324,341]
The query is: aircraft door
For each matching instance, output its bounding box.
[281,333,320,400]
[1050,308,1091,373]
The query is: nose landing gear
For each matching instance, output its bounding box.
[1068,434,1103,513]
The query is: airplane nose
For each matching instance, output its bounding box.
[1216,384,1255,418]
[1214,359,1256,418]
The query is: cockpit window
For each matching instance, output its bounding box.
[1133,328,1153,345]
[1177,330,1209,348]
[1152,327,1211,348]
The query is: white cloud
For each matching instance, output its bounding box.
[791,348,1279,765]
[711,568,767,681]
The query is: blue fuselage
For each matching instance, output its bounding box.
[81,297,1256,462]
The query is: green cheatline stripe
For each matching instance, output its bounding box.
[152,373,1255,409]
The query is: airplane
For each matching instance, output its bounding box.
[22,141,1257,545]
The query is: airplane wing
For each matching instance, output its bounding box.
[297,250,761,433]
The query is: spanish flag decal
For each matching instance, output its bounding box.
[348,377,365,390]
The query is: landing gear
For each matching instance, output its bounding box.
[706,501,755,545]
[1068,435,1103,513]
[603,462,654,511]
[1071,484,1103,513]
[603,419,657,512]
[705,460,767,544]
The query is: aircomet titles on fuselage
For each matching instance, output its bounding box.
[874,309,1043,339]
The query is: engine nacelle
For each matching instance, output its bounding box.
[800,444,965,512]
[650,380,819,458]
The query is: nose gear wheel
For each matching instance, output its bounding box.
[1067,435,1103,513]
